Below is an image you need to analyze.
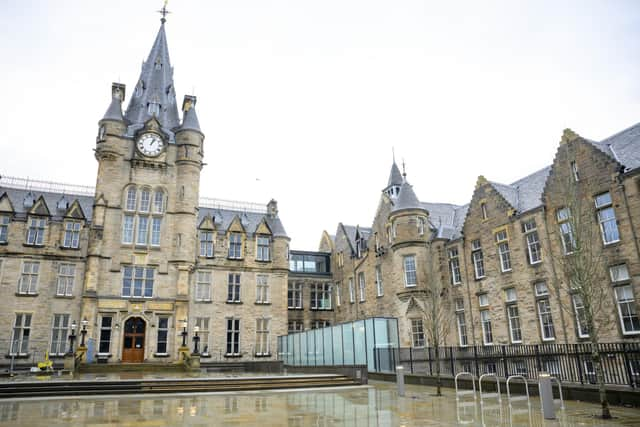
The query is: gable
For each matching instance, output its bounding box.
[462,176,515,234]
[227,216,245,233]
[198,215,216,230]
[65,199,86,219]
[255,219,272,235]
[0,193,14,213]
[29,196,50,216]
[405,297,425,315]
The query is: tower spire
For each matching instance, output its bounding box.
[124,13,180,139]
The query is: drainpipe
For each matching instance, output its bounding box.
[619,180,640,265]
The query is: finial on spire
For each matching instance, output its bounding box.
[402,159,407,178]
[392,147,396,164]
[158,0,170,24]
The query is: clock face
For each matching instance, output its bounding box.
[136,133,164,157]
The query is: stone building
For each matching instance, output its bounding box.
[324,128,640,349]
[0,19,289,364]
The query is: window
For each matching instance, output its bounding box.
[507,305,522,343]
[122,187,163,246]
[572,295,589,338]
[287,283,302,309]
[595,192,620,244]
[375,265,384,296]
[403,255,417,287]
[534,281,549,296]
[63,221,81,248]
[557,208,575,254]
[255,318,270,356]
[336,282,341,306]
[196,317,210,355]
[226,318,240,355]
[0,215,8,243]
[50,314,70,355]
[337,252,344,268]
[122,215,134,244]
[610,264,630,283]
[195,271,212,302]
[228,233,243,259]
[478,293,489,307]
[448,247,462,285]
[227,273,241,302]
[523,219,542,264]
[256,236,271,261]
[56,263,75,296]
[10,313,32,355]
[136,216,149,244]
[18,261,39,294]
[99,316,112,353]
[480,310,493,345]
[121,266,154,298]
[348,278,355,303]
[310,283,332,309]
[471,240,485,279]
[26,217,46,245]
[199,231,214,257]
[504,288,517,303]
[358,272,366,302]
[417,217,425,235]
[156,316,169,354]
[410,319,425,348]
[311,320,331,329]
[455,298,468,346]
[537,299,555,340]
[615,285,640,335]
[288,320,303,333]
[495,230,511,272]
[256,275,269,304]
[571,161,580,182]
[481,202,488,220]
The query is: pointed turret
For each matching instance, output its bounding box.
[101,83,125,122]
[392,180,425,213]
[179,95,202,133]
[124,21,179,137]
[384,160,403,199]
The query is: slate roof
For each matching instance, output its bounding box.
[420,202,467,240]
[124,22,180,141]
[392,181,425,213]
[102,96,124,122]
[0,187,94,220]
[595,121,640,171]
[198,207,287,237]
[387,162,403,187]
[508,166,551,212]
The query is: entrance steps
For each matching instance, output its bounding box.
[0,374,361,399]
[78,362,185,374]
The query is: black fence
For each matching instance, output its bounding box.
[374,343,640,388]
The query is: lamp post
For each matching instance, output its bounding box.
[193,325,200,355]
[67,320,77,355]
[80,318,88,347]
[181,318,188,347]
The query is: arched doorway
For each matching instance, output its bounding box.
[122,317,146,363]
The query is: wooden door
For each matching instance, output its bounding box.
[122,317,145,363]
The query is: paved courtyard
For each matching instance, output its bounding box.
[0,381,639,426]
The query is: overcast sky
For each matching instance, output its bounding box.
[1,1,639,250]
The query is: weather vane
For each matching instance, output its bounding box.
[158,0,170,23]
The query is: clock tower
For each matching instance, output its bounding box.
[83,15,204,362]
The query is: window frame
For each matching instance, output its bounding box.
[10,313,32,356]
[375,265,384,297]
[0,214,9,243]
[62,221,81,249]
[56,263,75,297]
[199,231,215,258]
[225,317,240,356]
[227,273,241,303]
[256,274,269,304]
[121,266,154,298]
[480,310,493,345]
[615,285,640,335]
[410,318,426,348]
[403,255,417,287]
[50,313,70,356]
[448,247,462,285]
[195,270,212,302]
[594,192,620,245]
[26,217,46,246]
[228,232,243,259]
[256,235,271,261]
[98,315,113,354]
[358,272,366,302]
[18,261,39,295]
[537,298,556,341]
[255,318,270,356]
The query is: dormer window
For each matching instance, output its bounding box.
[148,102,160,116]
[23,193,35,209]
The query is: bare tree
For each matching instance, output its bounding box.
[424,241,451,396]
[551,175,612,419]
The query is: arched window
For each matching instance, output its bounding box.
[122,186,164,247]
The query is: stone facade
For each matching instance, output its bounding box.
[325,129,640,348]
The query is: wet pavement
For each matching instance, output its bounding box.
[0,380,638,426]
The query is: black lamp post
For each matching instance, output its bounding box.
[67,320,77,355]
[181,318,188,347]
[192,325,200,355]
[80,318,88,347]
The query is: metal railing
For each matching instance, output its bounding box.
[374,342,640,388]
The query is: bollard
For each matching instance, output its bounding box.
[538,373,556,420]
[396,365,405,397]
